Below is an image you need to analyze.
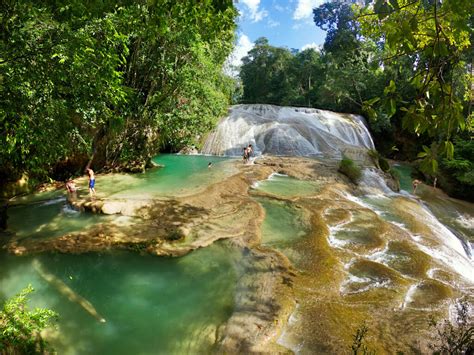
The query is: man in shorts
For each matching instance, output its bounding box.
[86,168,96,197]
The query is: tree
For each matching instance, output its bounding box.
[240,38,295,105]
[357,0,473,171]
[0,0,238,188]
[313,1,360,55]
[0,285,58,353]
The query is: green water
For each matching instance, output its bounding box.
[253,174,310,264]
[0,243,241,354]
[253,174,320,198]
[392,163,413,192]
[7,199,114,240]
[7,155,233,240]
[96,155,234,199]
[2,154,243,354]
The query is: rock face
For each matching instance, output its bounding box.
[202,104,375,159]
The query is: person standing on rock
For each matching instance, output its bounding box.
[247,144,253,161]
[86,168,96,197]
[243,147,249,163]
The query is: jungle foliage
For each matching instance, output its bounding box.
[238,0,473,200]
[0,285,58,354]
[0,0,237,186]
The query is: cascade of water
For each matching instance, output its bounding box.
[202,104,375,158]
[359,168,394,195]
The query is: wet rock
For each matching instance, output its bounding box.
[178,146,199,155]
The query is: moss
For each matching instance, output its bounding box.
[379,157,390,172]
[338,157,362,183]
[165,229,185,242]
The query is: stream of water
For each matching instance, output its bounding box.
[1,155,473,353]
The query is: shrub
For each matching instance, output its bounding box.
[367,149,381,169]
[339,157,362,183]
[379,157,390,172]
[428,299,474,354]
[0,285,58,354]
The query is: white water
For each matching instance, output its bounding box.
[337,189,474,284]
[359,168,394,195]
[202,104,375,158]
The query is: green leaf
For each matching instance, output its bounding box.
[389,0,399,10]
[445,140,454,159]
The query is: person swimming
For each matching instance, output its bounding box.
[65,179,78,201]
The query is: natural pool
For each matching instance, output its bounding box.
[2,154,473,354]
[0,243,241,354]
[2,154,241,354]
[95,154,234,199]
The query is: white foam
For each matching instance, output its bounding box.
[340,273,391,295]
[202,104,374,158]
[456,214,474,230]
[40,196,66,206]
[268,172,288,180]
[400,283,418,309]
[359,168,394,195]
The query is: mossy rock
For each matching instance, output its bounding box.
[379,157,390,172]
[165,229,185,242]
[338,157,362,183]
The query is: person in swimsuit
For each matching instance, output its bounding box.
[65,179,78,201]
[247,144,253,162]
[86,168,96,197]
[243,147,249,163]
[412,179,422,194]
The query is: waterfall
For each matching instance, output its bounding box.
[202,104,375,158]
[359,168,394,195]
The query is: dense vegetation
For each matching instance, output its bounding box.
[238,0,473,200]
[0,285,57,353]
[0,0,237,189]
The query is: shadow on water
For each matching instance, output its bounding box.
[0,242,242,354]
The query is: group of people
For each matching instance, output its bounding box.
[243,144,253,164]
[65,168,96,201]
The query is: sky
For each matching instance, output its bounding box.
[228,0,328,71]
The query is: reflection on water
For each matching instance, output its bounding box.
[0,243,240,354]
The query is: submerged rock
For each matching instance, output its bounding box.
[178,145,199,155]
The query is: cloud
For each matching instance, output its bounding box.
[292,23,303,30]
[293,0,325,20]
[301,42,321,51]
[267,18,280,28]
[274,4,285,12]
[224,33,255,76]
[241,0,268,22]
